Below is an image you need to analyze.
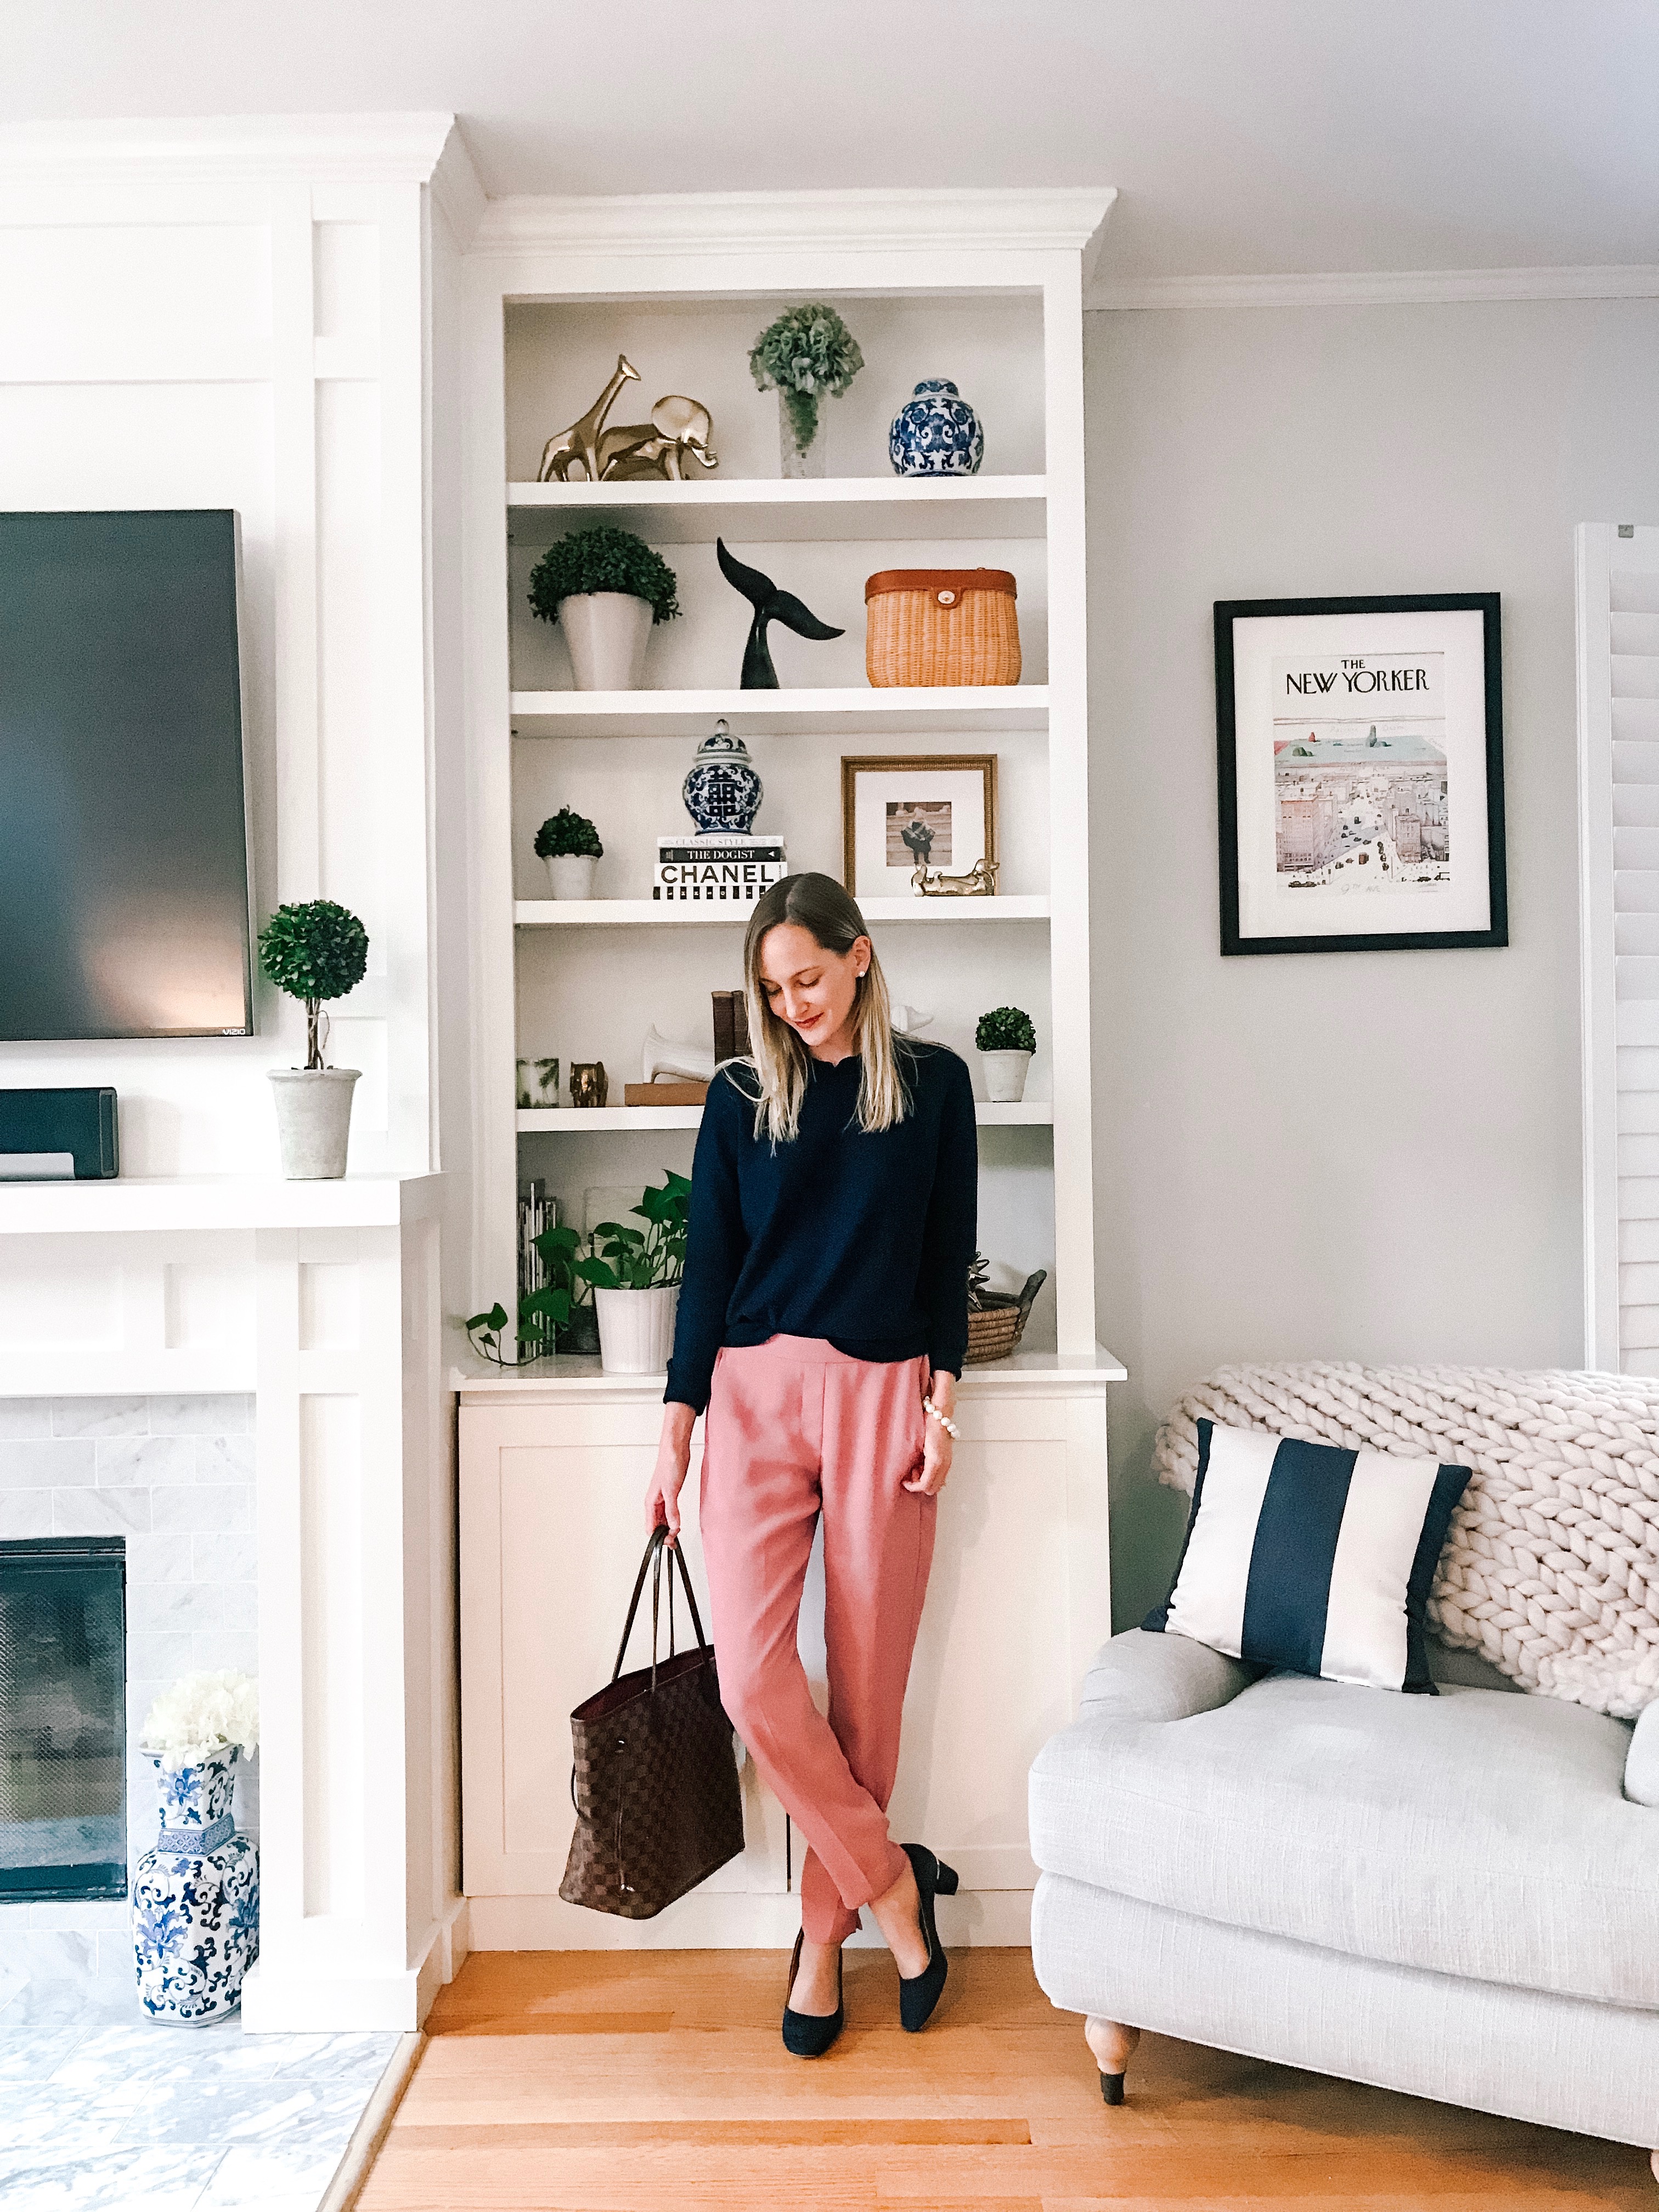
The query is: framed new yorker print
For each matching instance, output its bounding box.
[1215,594,1506,955]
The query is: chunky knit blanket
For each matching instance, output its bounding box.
[1152,1362,1659,1719]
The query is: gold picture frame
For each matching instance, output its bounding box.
[840,754,999,900]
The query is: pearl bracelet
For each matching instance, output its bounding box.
[923,1395,960,1440]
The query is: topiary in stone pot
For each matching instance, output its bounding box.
[527,525,681,692]
[534,808,604,900]
[258,899,369,1178]
[974,1005,1036,1104]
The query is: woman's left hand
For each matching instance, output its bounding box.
[904,1371,956,1497]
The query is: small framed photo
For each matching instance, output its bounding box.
[1216,594,1506,955]
[840,754,998,899]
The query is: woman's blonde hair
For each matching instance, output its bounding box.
[741,873,910,1144]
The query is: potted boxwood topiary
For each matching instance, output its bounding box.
[975,1004,1036,1104]
[575,1168,692,1374]
[527,524,680,692]
[749,302,865,477]
[258,899,369,1177]
[534,807,603,900]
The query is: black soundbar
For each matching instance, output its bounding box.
[0,1088,119,1180]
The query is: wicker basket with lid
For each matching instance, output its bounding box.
[865,567,1020,688]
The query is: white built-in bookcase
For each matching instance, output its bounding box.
[455,192,1122,1949]
[462,193,1115,1364]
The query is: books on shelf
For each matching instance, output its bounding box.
[653,836,786,906]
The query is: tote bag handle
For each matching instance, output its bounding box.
[611,1525,712,1692]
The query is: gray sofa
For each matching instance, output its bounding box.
[1030,1623,1659,2172]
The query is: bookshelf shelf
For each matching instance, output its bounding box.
[506,474,1047,546]
[509,686,1049,738]
[516,1099,1055,1133]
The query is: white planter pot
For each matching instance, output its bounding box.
[268,1067,360,1179]
[559,591,653,691]
[545,854,597,900]
[594,1283,680,1375]
[980,1049,1032,1104]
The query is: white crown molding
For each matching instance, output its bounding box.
[430,122,487,251]
[0,112,456,185]
[1090,264,1659,311]
[473,185,1117,268]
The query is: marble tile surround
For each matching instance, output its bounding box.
[0,2016,399,2212]
[0,1396,258,2022]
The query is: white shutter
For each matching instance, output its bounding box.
[1579,522,1659,1370]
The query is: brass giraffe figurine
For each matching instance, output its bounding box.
[536,355,641,483]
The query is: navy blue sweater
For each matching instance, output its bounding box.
[664,1040,977,1413]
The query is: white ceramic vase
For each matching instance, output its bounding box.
[268,1067,359,1178]
[980,1049,1032,1104]
[559,591,653,691]
[594,1283,680,1375]
[545,854,597,900]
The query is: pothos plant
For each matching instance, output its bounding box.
[467,1221,590,1367]
[577,1169,692,1291]
[465,1170,692,1366]
[257,900,369,1070]
[749,302,864,459]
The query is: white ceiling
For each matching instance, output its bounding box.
[4,0,1658,280]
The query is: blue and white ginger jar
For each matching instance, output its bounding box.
[682,719,763,836]
[132,1744,259,2025]
[889,380,984,476]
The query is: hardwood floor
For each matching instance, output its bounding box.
[356,1949,1656,2210]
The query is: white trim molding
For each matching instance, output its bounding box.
[1090,264,1659,312]
[474,185,1117,272]
[0,112,456,185]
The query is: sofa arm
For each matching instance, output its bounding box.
[1076,1626,1259,1726]
[1625,1702,1659,1807]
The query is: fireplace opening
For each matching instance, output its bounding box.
[0,1537,127,1901]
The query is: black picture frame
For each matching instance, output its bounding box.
[1215,592,1506,956]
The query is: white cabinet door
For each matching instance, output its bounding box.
[459,1397,788,1915]
[459,1379,1110,1945]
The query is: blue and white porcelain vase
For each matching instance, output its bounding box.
[682,719,763,836]
[132,1745,259,2025]
[888,379,984,476]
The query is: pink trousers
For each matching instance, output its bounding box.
[698,1335,936,1945]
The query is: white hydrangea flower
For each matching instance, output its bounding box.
[139,1669,260,1773]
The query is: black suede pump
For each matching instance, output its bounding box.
[781,1930,844,2058]
[897,1843,959,2033]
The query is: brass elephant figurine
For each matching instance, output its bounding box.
[535,358,718,485]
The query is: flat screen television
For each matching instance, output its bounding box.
[0,510,253,1040]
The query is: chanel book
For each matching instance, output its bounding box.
[653,835,787,904]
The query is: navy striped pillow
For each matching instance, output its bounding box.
[1145,1419,1471,1693]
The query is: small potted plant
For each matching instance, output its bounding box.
[534,807,603,899]
[575,1169,692,1374]
[975,1005,1037,1104]
[527,524,680,692]
[259,899,369,1178]
[749,302,864,478]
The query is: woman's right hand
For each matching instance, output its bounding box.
[646,1402,697,1539]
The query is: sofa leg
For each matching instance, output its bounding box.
[1084,2016,1141,2106]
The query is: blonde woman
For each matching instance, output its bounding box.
[647,871,976,2057]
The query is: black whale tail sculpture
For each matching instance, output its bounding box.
[716,537,844,689]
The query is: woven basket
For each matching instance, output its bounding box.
[963,1268,1047,1367]
[865,569,1020,688]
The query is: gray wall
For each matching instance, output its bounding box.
[1087,296,1659,1626]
